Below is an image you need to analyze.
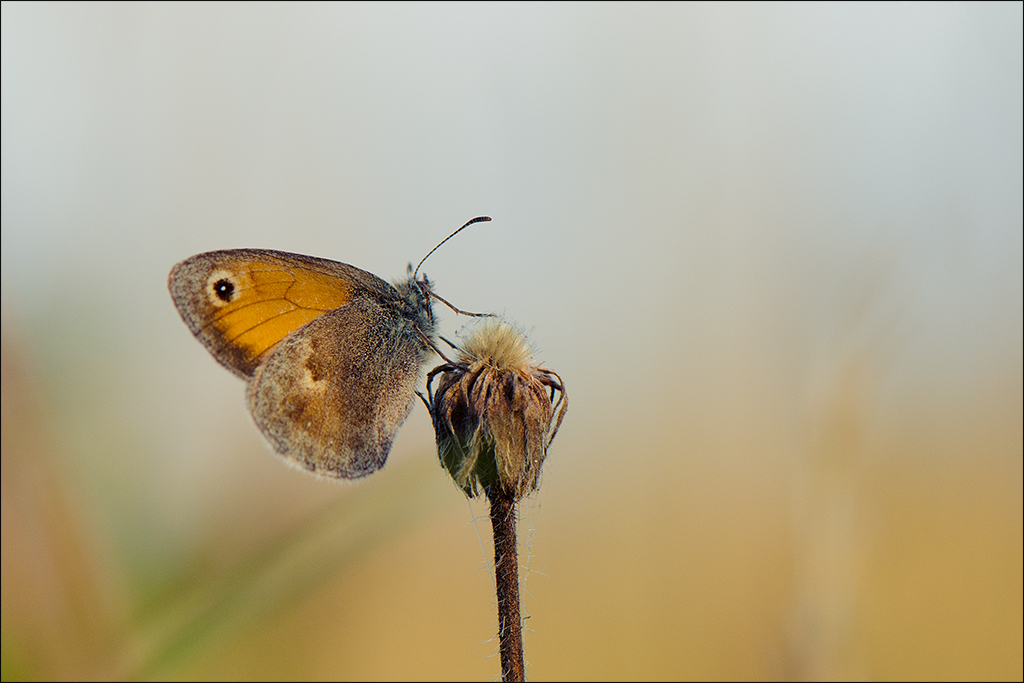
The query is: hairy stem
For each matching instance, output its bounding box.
[489,489,524,682]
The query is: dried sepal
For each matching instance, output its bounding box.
[428,320,567,499]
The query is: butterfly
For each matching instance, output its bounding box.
[168,217,489,479]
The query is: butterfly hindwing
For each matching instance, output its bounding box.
[246,297,426,478]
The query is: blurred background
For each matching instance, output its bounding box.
[2,3,1021,680]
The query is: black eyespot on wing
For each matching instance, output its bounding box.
[213,279,235,302]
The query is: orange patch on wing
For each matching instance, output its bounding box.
[233,308,325,358]
[207,263,355,363]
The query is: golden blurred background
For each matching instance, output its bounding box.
[2,3,1021,680]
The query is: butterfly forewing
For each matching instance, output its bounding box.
[168,249,393,377]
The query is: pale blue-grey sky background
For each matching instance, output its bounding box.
[2,3,1021,679]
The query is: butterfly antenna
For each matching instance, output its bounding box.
[412,216,491,280]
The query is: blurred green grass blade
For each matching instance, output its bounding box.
[131,457,445,678]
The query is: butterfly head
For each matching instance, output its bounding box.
[394,267,437,341]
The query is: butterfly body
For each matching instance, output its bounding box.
[169,249,436,479]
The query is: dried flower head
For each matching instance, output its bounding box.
[427,319,567,500]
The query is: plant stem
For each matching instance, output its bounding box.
[488,488,524,682]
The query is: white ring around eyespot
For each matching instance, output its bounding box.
[206,269,239,307]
